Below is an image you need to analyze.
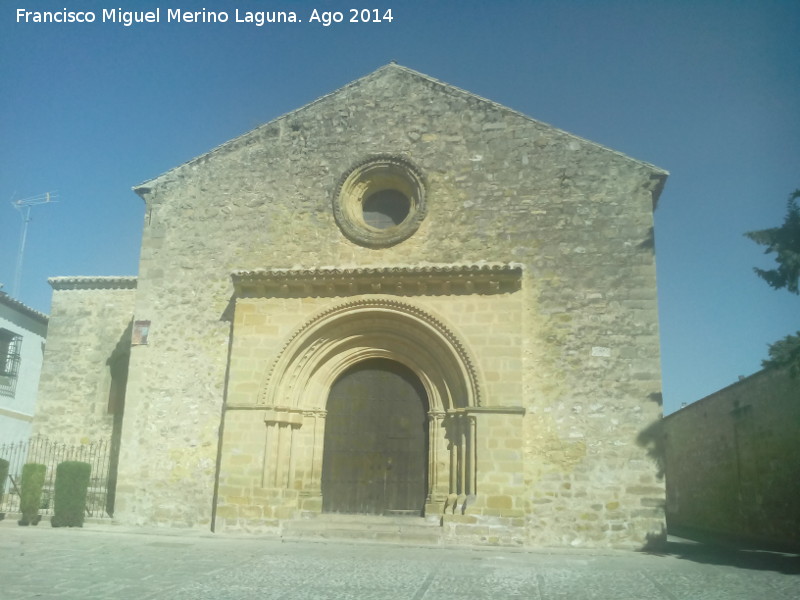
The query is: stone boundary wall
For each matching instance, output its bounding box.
[663,368,800,549]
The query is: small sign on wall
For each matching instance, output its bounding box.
[132,320,150,345]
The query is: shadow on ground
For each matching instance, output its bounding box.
[643,537,800,574]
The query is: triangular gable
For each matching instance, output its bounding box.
[134,63,667,202]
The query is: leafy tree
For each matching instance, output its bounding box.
[761,331,800,377]
[745,189,800,294]
[745,189,800,375]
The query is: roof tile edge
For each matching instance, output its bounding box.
[48,276,138,291]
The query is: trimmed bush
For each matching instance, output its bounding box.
[0,458,8,496]
[0,457,8,520]
[51,461,91,527]
[18,463,46,526]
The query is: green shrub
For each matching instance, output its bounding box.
[0,458,9,496]
[51,461,91,527]
[0,457,8,519]
[18,463,46,526]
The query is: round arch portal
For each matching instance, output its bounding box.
[260,298,481,413]
[256,298,481,515]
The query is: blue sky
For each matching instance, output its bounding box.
[1,1,798,414]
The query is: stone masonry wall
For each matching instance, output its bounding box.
[663,368,800,548]
[117,64,666,546]
[32,278,136,445]
[215,287,527,536]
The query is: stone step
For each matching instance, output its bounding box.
[281,514,443,545]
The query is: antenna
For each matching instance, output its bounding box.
[10,191,58,298]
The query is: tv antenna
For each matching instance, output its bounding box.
[10,191,58,298]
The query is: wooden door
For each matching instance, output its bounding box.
[322,359,428,515]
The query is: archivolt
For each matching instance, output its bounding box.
[259,297,481,412]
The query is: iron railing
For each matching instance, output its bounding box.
[0,435,113,518]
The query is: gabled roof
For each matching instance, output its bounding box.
[0,291,48,325]
[134,63,667,197]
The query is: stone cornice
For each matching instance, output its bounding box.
[453,406,526,416]
[48,276,138,291]
[232,263,522,298]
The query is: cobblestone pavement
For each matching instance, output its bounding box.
[1,522,798,599]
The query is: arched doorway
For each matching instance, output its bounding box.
[252,298,483,517]
[322,358,428,515]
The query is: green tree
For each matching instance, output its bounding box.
[745,189,800,294]
[761,331,800,377]
[745,189,800,375]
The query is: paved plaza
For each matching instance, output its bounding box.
[0,521,797,599]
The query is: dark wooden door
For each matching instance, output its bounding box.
[322,359,428,515]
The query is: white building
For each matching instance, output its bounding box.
[0,290,48,443]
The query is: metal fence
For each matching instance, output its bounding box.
[0,435,113,518]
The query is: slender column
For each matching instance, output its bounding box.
[427,413,437,501]
[262,408,303,489]
[427,411,445,501]
[275,424,291,488]
[456,415,464,495]
[433,413,450,504]
[467,415,477,495]
[449,422,458,494]
[441,410,483,513]
[309,411,326,495]
[298,411,318,493]
[288,424,298,489]
[262,422,280,487]
[448,437,458,494]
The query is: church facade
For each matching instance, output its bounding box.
[32,64,667,548]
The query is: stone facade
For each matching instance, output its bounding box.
[663,368,800,549]
[0,292,48,443]
[32,277,136,445]
[36,64,667,548]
